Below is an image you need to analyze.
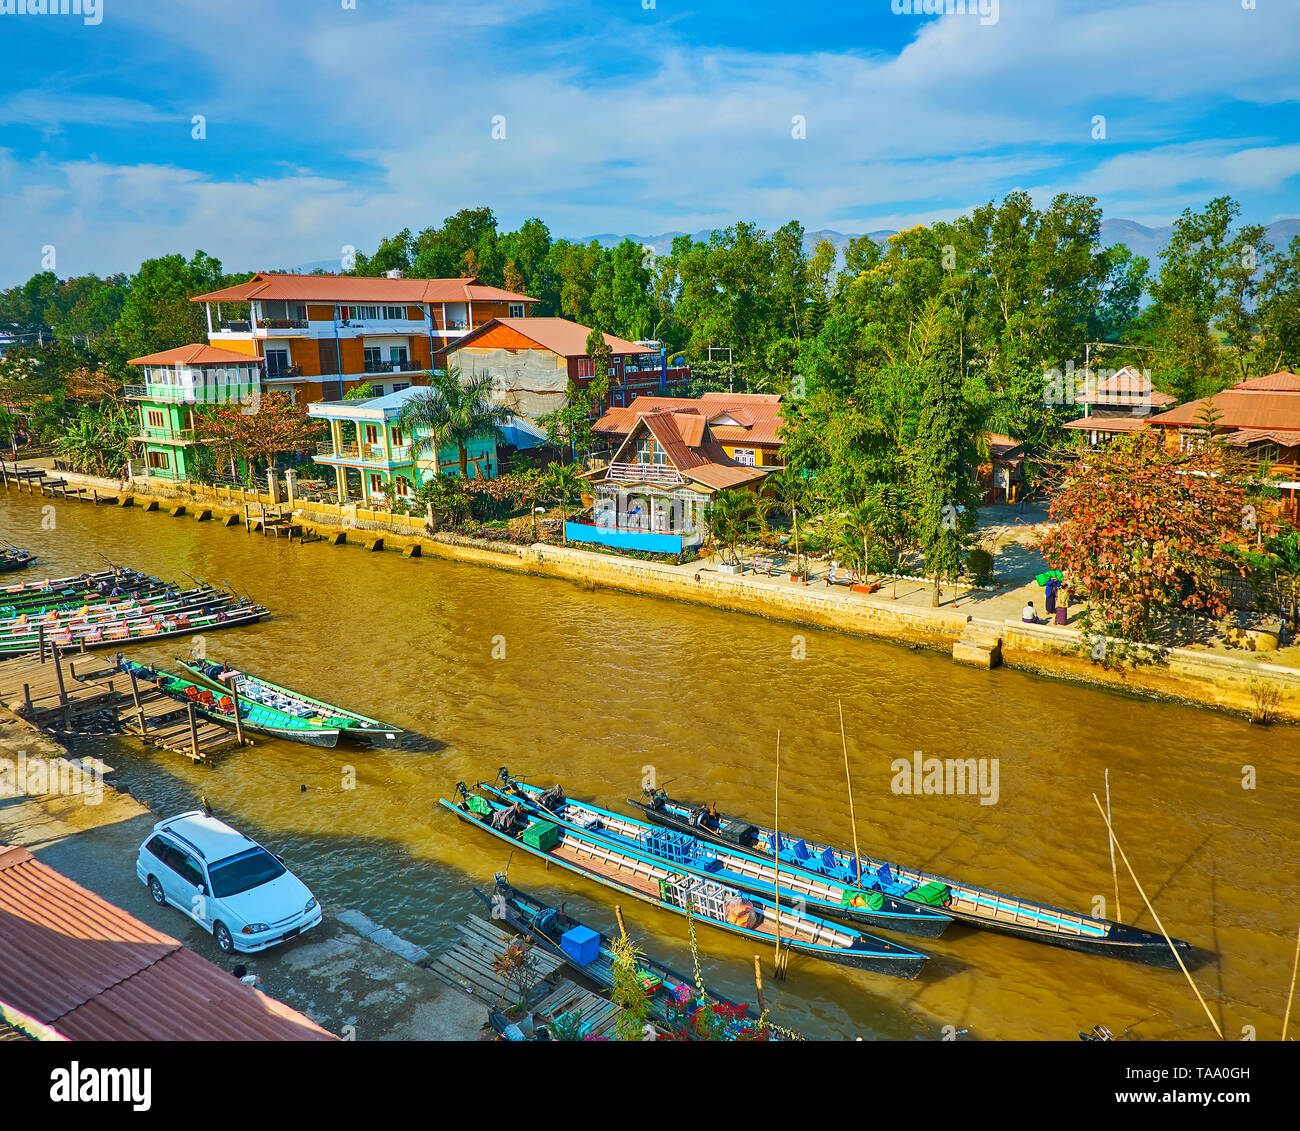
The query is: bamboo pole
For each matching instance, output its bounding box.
[773,729,781,967]
[1283,916,1300,1041]
[1105,769,1122,923]
[754,955,767,1018]
[615,904,628,944]
[838,699,863,886]
[187,703,200,761]
[1091,794,1221,1038]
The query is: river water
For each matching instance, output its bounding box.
[3,489,1297,1041]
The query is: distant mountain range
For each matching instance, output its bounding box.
[283,218,1300,275]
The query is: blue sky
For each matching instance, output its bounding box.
[1,0,1298,286]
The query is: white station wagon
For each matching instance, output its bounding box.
[136,811,322,954]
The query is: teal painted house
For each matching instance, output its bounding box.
[307,386,498,504]
[126,344,263,481]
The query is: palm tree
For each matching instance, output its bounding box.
[543,461,586,539]
[704,489,759,566]
[398,368,514,480]
[768,466,811,579]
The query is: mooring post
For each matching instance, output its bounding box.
[187,702,201,760]
[227,673,245,746]
[52,644,70,730]
[38,624,46,664]
[128,665,146,735]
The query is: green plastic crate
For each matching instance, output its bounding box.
[522,820,561,851]
[467,795,491,817]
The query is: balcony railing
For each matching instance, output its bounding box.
[604,461,684,486]
[363,359,423,374]
[218,320,251,332]
[265,365,303,380]
[123,385,147,399]
[135,429,196,443]
[255,318,308,330]
[127,384,258,405]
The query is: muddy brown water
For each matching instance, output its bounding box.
[3,490,1297,1041]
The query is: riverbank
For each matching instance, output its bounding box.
[0,707,486,1041]
[11,464,1300,723]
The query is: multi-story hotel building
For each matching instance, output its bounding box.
[187,272,538,402]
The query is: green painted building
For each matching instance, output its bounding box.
[126,344,264,480]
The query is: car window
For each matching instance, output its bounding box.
[208,848,286,899]
[178,858,206,889]
[157,843,186,874]
[144,836,168,861]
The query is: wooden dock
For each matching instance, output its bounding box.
[0,647,248,761]
[0,460,120,504]
[429,914,637,1039]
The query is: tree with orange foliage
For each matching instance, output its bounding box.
[193,389,323,483]
[1039,432,1248,652]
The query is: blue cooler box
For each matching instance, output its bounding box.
[560,925,600,966]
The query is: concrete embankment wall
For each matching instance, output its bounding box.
[18,469,1300,723]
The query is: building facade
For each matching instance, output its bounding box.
[189,273,537,403]
[443,318,692,443]
[125,344,263,480]
[1063,365,1177,446]
[572,394,779,553]
[306,386,498,505]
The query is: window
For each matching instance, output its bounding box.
[732,448,757,467]
[363,424,379,445]
[390,427,405,446]
[394,478,412,496]
[390,346,408,369]
[147,451,171,470]
[145,836,168,861]
[364,347,382,366]
[368,473,384,496]
[508,303,525,318]
[265,348,291,377]
[393,382,410,392]
[208,848,285,899]
[350,305,380,321]
[382,305,407,321]
[577,359,596,378]
[370,384,385,396]
[146,410,165,429]
[635,437,666,466]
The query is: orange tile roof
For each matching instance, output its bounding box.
[1232,371,1300,392]
[128,343,263,367]
[594,392,785,446]
[450,317,652,359]
[0,846,335,1041]
[1148,389,1300,432]
[190,271,536,305]
[1063,415,1151,432]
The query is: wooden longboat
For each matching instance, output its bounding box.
[0,585,222,635]
[0,550,36,575]
[440,791,930,980]
[118,658,341,747]
[175,656,404,748]
[0,567,149,601]
[472,878,787,1038]
[0,601,267,658]
[488,775,952,939]
[0,576,169,622]
[629,791,1193,968]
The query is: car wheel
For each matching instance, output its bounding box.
[148,876,166,906]
[213,922,235,954]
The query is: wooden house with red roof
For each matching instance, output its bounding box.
[1147,370,1300,522]
[569,393,782,554]
[1062,365,1177,446]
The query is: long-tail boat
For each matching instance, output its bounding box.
[0,584,220,632]
[487,772,952,939]
[474,876,794,1040]
[0,598,266,657]
[0,590,235,655]
[0,567,148,601]
[118,657,342,747]
[0,574,166,621]
[440,786,930,979]
[628,789,1192,968]
[0,548,36,575]
[175,655,403,748]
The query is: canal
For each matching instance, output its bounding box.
[3,489,1297,1041]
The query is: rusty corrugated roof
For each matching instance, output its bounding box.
[1149,389,1300,431]
[594,393,785,446]
[0,845,335,1041]
[1232,371,1300,392]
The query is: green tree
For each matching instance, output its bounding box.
[912,307,976,605]
[397,367,514,479]
[114,251,228,360]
